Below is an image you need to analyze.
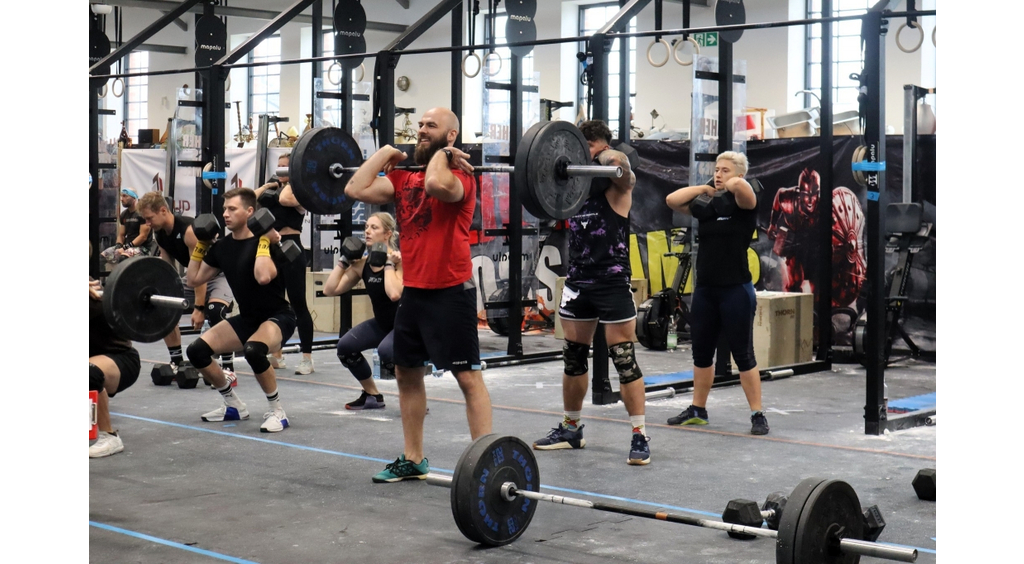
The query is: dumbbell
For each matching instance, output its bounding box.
[247,208,302,263]
[151,364,176,386]
[723,498,785,539]
[192,213,222,243]
[339,236,366,267]
[862,504,886,541]
[150,362,202,388]
[912,468,935,501]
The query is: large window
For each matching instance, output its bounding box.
[805,0,871,110]
[483,12,536,133]
[578,3,636,134]
[124,51,149,140]
[248,35,281,123]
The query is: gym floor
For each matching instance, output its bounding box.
[89,329,937,564]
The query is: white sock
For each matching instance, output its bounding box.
[266,388,282,410]
[563,411,582,429]
[630,415,646,437]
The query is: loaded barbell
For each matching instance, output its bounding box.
[424,434,918,563]
[285,120,634,221]
[99,257,189,343]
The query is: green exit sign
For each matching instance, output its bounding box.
[692,32,719,47]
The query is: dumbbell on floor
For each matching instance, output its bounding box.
[248,208,301,263]
[725,492,886,543]
[913,468,935,501]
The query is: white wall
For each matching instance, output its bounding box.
[109,0,936,143]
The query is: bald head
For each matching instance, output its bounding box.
[422,107,460,142]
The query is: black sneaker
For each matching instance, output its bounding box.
[627,433,651,465]
[346,391,386,410]
[667,405,709,426]
[533,423,586,450]
[751,412,770,435]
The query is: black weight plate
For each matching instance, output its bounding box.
[715,0,746,43]
[486,287,510,336]
[195,16,228,67]
[505,17,536,58]
[90,26,111,76]
[515,121,591,221]
[776,477,827,564]
[333,0,367,34]
[793,480,863,564]
[505,0,537,18]
[289,127,360,215]
[334,32,366,71]
[451,434,539,546]
[103,257,185,343]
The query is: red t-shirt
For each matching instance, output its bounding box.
[387,169,477,289]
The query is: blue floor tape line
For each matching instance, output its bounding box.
[109,412,935,553]
[888,392,936,412]
[644,370,694,387]
[90,521,261,564]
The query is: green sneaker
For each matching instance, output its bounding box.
[372,455,429,483]
[667,405,709,426]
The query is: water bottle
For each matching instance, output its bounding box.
[200,320,211,335]
[666,316,678,351]
[372,348,380,379]
[883,383,889,414]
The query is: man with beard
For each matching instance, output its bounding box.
[344,107,493,483]
[767,168,820,293]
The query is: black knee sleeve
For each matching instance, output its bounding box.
[90,363,105,392]
[609,341,643,384]
[205,301,231,325]
[563,340,590,376]
[186,338,216,369]
[243,341,271,373]
[339,352,364,369]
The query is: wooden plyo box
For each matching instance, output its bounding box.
[304,271,373,333]
[752,291,814,369]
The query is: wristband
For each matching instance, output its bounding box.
[123,241,134,249]
[256,236,272,258]
[384,262,396,269]
[191,240,210,263]
[194,305,204,312]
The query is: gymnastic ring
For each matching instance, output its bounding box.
[646,38,671,68]
[895,21,924,53]
[673,36,701,66]
[483,51,503,77]
[932,26,936,47]
[327,61,343,86]
[98,81,108,98]
[462,51,482,78]
[111,77,124,98]
[353,63,365,84]
[225,74,231,91]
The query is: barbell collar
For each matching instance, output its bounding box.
[145,294,190,310]
[838,538,917,562]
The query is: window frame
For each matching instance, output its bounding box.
[247,35,282,126]
[578,2,637,135]
[804,0,871,111]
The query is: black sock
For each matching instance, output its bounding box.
[168,345,183,365]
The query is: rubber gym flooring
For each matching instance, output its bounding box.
[89,329,937,563]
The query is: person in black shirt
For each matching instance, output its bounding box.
[255,153,316,375]
[186,188,297,433]
[137,192,237,381]
[101,188,154,265]
[323,212,403,409]
[532,120,651,466]
[664,151,769,435]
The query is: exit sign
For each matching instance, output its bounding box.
[692,32,719,47]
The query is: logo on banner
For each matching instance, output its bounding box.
[151,173,163,193]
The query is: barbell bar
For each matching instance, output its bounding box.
[423,434,918,563]
[320,162,622,179]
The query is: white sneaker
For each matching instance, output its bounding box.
[260,408,289,433]
[89,431,124,458]
[268,355,287,369]
[294,358,314,375]
[201,400,249,422]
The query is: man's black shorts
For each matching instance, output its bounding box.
[558,282,637,323]
[393,282,481,373]
[226,308,297,347]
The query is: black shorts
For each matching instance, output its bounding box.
[393,282,481,373]
[104,348,141,398]
[558,282,637,323]
[226,308,297,346]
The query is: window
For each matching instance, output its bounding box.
[578,3,637,134]
[482,12,536,132]
[248,35,281,124]
[123,51,149,140]
[805,0,871,110]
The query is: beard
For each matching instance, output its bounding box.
[414,134,449,165]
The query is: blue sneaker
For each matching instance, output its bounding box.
[667,405,709,426]
[372,455,429,483]
[533,423,586,450]
[627,433,651,465]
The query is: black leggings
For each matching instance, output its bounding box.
[336,318,395,381]
[689,282,758,372]
[280,234,314,354]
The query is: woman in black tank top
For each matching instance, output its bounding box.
[322,212,404,410]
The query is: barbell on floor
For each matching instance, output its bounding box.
[285,120,633,221]
[424,434,918,563]
[99,257,189,343]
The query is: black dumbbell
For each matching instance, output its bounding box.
[913,468,936,501]
[247,208,301,263]
[862,504,886,541]
[368,242,388,268]
[761,491,787,531]
[339,236,366,267]
[722,499,762,540]
[151,364,176,386]
[174,364,202,389]
[257,186,281,209]
[192,213,221,243]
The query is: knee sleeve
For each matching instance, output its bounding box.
[205,301,231,325]
[89,363,105,392]
[562,340,590,377]
[186,338,216,369]
[609,341,644,384]
[243,341,271,373]
[339,352,364,369]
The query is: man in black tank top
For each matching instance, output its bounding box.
[138,193,237,381]
[534,120,652,466]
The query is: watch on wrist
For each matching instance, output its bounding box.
[442,148,453,163]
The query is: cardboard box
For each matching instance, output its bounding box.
[752,291,813,369]
[304,271,373,333]
[553,277,648,341]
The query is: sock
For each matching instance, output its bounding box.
[217,383,238,401]
[167,345,183,366]
[692,404,707,414]
[221,353,234,371]
[752,410,763,417]
[630,415,646,436]
[563,411,582,430]
[266,389,281,410]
